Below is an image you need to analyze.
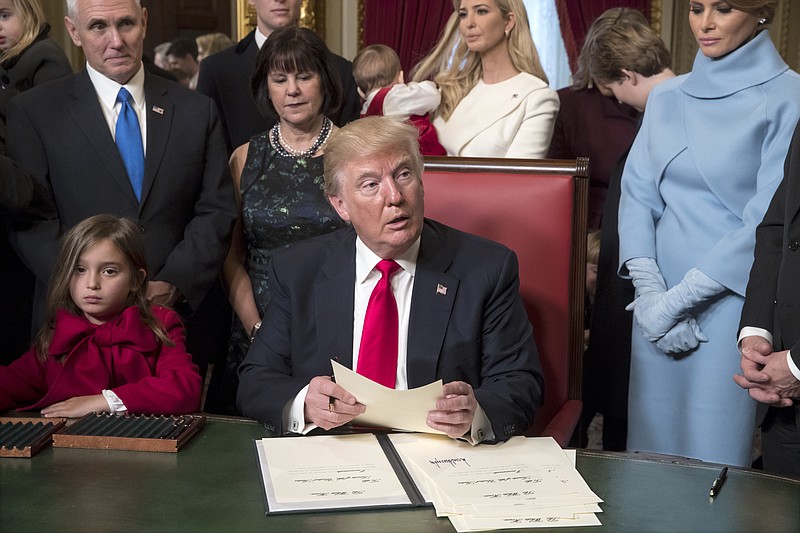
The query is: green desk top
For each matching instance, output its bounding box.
[1,416,798,532]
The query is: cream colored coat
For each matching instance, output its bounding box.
[433,72,558,158]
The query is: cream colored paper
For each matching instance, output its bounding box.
[332,360,444,434]
[387,433,602,529]
[255,434,411,512]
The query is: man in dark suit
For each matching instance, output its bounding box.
[196,0,360,154]
[6,0,236,371]
[738,120,800,477]
[237,117,543,442]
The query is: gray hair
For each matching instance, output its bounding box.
[66,0,141,18]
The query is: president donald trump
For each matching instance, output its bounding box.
[237,117,543,443]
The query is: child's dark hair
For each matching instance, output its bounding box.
[34,214,172,360]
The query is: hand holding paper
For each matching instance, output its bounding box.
[332,360,445,434]
[426,381,478,438]
[304,375,365,430]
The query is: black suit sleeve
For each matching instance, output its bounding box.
[152,97,237,309]
[471,249,544,441]
[330,54,361,127]
[5,96,61,282]
[740,121,800,359]
[237,252,314,434]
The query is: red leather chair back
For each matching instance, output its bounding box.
[422,157,589,443]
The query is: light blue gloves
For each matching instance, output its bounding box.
[655,317,708,353]
[625,258,723,353]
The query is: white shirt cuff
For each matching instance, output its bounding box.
[787,351,800,381]
[284,384,318,435]
[102,389,127,413]
[460,402,494,445]
[737,327,773,350]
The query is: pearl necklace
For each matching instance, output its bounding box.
[271,117,332,163]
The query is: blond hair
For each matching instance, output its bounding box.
[196,32,234,60]
[323,116,423,198]
[0,0,46,64]
[352,44,402,95]
[411,0,547,121]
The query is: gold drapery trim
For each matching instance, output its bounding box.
[650,0,662,34]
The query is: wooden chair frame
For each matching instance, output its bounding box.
[422,156,589,445]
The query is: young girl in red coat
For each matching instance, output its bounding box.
[0,214,202,417]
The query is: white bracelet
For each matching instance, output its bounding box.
[249,321,262,343]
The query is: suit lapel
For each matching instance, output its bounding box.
[140,74,173,210]
[315,231,357,371]
[68,71,138,206]
[407,222,458,388]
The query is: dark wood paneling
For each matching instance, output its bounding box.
[143,0,233,58]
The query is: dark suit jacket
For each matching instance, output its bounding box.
[237,219,544,441]
[583,144,635,424]
[546,87,639,229]
[740,119,800,425]
[6,69,237,311]
[196,30,361,154]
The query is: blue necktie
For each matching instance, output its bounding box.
[115,87,144,201]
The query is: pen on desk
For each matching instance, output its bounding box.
[709,466,728,498]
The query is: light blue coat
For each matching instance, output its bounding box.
[618,31,800,466]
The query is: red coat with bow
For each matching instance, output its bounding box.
[0,306,201,414]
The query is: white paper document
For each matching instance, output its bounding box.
[332,360,444,434]
[255,434,411,513]
[253,431,604,529]
[387,433,602,529]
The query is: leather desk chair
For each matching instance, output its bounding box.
[422,157,589,446]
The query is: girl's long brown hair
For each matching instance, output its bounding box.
[34,215,172,360]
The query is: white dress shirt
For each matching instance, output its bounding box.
[86,62,148,414]
[86,62,147,155]
[285,237,493,443]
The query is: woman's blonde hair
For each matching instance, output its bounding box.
[196,32,234,60]
[34,215,172,360]
[411,0,547,121]
[0,0,45,64]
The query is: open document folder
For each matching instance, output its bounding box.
[331,360,445,434]
[254,433,603,529]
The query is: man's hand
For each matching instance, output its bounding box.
[40,394,110,418]
[426,381,477,438]
[147,280,181,307]
[303,376,365,430]
[734,336,796,407]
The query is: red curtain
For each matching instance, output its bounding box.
[363,0,455,76]
[555,0,651,73]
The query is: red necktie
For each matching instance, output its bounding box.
[357,259,401,388]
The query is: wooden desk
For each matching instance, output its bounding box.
[1,416,798,532]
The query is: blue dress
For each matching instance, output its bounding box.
[214,132,346,414]
[618,31,800,466]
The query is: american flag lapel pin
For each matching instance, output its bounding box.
[152,105,164,115]
[436,284,447,296]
